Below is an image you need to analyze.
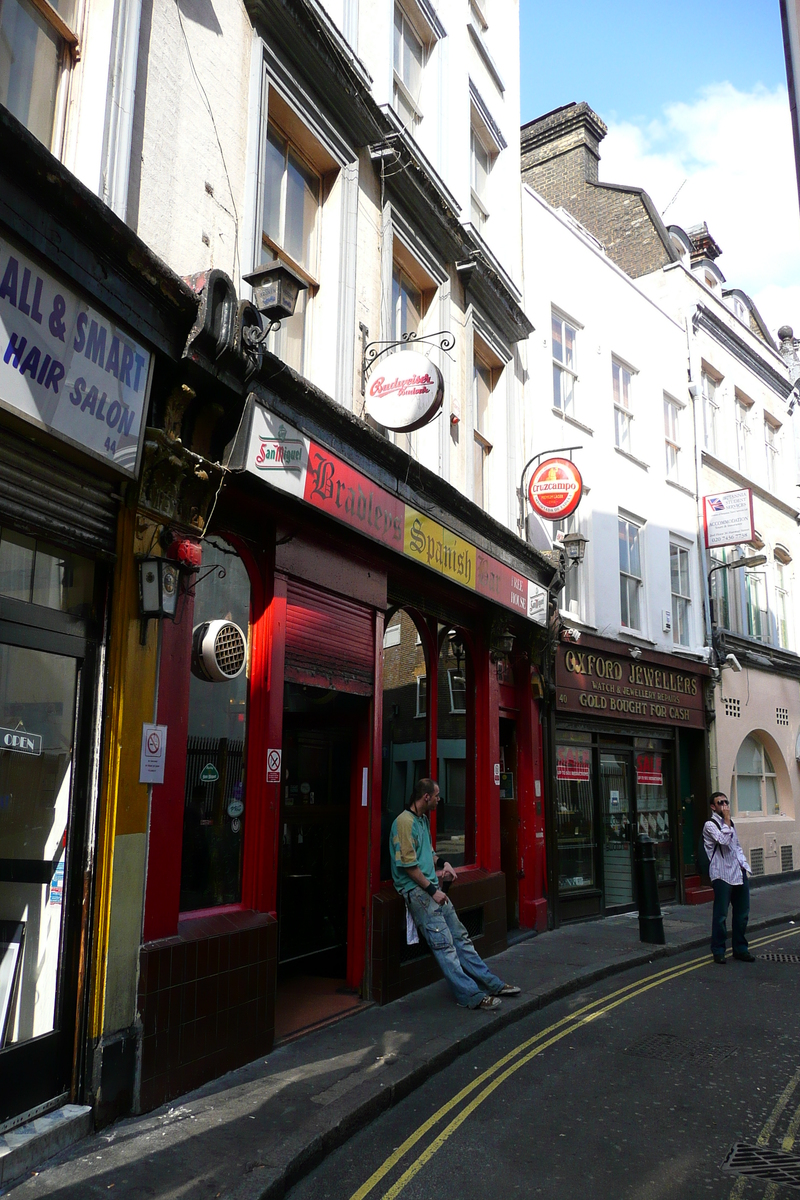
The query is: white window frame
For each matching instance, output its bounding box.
[735,394,752,475]
[448,667,467,714]
[2,0,79,155]
[618,513,644,631]
[553,513,582,618]
[733,736,779,816]
[664,396,681,482]
[764,416,781,492]
[415,674,427,717]
[613,358,634,454]
[669,541,691,647]
[470,125,492,227]
[552,311,579,420]
[473,352,494,510]
[701,370,719,455]
[745,565,768,642]
[393,4,425,129]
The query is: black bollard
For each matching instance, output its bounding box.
[635,834,665,945]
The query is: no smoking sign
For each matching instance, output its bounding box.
[267,748,282,783]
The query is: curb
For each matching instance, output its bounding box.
[254,909,800,1200]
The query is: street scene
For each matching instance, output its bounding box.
[2,0,800,1195]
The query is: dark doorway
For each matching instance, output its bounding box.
[276,684,367,1040]
[499,717,519,929]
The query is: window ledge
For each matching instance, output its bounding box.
[551,408,594,436]
[666,478,696,498]
[559,614,597,632]
[618,630,657,646]
[615,446,649,471]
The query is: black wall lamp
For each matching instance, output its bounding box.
[138,556,180,621]
[241,261,308,366]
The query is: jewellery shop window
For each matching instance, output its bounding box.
[380,608,429,880]
[634,738,674,883]
[556,734,595,892]
[180,539,251,913]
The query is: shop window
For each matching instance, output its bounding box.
[0,0,78,152]
[180,539,251,913]
[732,734,779,816]
[555,741,595,892]
[0,527,94,616]
[635,747,672,883]
[437,628,474,867]
[380,608,428,879]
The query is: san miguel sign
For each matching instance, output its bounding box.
[232,400,549,625]
[555,642,707,729]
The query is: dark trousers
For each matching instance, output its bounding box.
[711,875,750,957]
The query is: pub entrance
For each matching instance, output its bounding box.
[276,684,369,1039]
[555,728,677,921]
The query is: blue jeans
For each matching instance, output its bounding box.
[406,888,505,1008]
[711,874,750,957]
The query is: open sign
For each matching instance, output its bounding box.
[0,727,42,756]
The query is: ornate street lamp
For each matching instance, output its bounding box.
[241,261,308,365]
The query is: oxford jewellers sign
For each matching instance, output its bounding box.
[364,349,444,432]
[0,233,153,476]
[231,400,549,625]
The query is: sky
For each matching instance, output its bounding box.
[519,0,800,341]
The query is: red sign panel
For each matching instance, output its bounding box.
[528,457,583,520]
[556,746,591,780]
[636,754,663,787]
[303,445,405,552]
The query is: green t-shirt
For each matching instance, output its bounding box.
[390,809,437,895]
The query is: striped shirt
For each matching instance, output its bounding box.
[703,813,751,885]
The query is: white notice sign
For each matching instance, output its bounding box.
[140,723,167,785]
[703,489,754,549]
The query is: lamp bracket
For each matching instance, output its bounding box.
[241,315,282,373]
[361,330,455,394]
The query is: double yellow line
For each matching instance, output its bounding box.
[351,926,800,1200]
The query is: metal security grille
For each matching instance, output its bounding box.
[723,697,740,718]
[722,1142,800,1186]
[0,427,118,558]
[759,952,800,963]
[625,1034,736,1066]
[214,623,246,677]
[184,736,244,820]
[750,847,765,876]
[782,845,794,873]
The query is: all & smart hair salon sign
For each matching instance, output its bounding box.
[0,234,152,476]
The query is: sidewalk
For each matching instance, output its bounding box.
[9,880,800,1200]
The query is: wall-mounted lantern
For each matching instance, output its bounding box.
[241,261,308,366]
[138,557,180,620]
[562,531,589,565]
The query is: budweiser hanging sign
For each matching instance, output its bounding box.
[528,457,583,520]
[365,349,444,432]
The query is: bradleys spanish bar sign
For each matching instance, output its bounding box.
[0,234,152,476]
[236,402,548,624]
[555,643,706,728]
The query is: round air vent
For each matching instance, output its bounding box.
[191,620,247,683]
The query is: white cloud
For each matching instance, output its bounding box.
[600,83,800,340]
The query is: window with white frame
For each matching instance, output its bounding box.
[735,394,751,474]
[613,359,633,453]
[448,668,467,714]
[745,564,768,641]
[391,264,422,340]
[669,542,691,646]
[393,5,424,129]
[554,513,582,617]
[552,312,578,419]
[470,126,491,227]
[733,734,779,815]
[701,370,719,454]
[710,547,732,631]
[618,515,643,630]
[262,121,321,373]
[664,396,681,482]
[473,354,493,509]
[0,0,78,151]
[775,556,791,649]
[415,674,427,717]
[765,417,780,492]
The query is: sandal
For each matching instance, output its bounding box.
[477,995,502,1010]
[497,985,521,997]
